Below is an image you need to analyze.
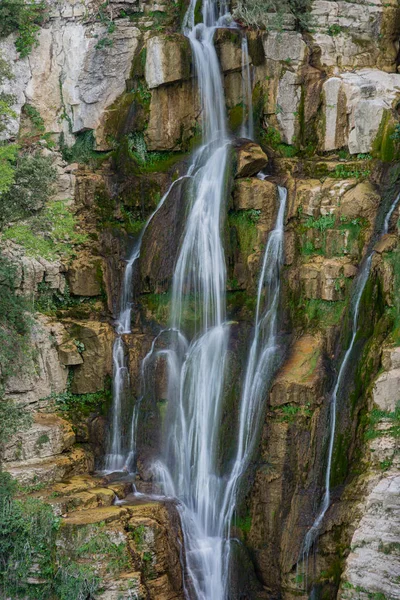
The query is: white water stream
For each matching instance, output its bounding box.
[106,0,287,596]
[104,174,190,472]
[299,191,400,578]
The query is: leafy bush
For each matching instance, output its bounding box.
[0,0,47,57]
[233,0,313,32]
[0,152,57,227]
[2,199,87,259]
[0,472,102,600]
[0,253,32,381]
[60,130,99,164]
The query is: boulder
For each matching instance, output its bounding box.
[67,255,103,296]
[145,34,191,89]
[234,141,268,178]
[233,178,277,211]
[58,341,84,366]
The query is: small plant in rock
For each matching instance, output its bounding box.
[327,23,342,36]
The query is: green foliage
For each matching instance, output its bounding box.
[22,103,45,136]
[0,152,57,227]
[60,130,99,164]
[0,473,111,599]
[233,0,313,31]
[3,199,87,260]
[76,531,130,574]
[327,24,342,36]
[304,214,336,232]
[364,403,400,441]
[55,561,100,600]
[391,123,400,141]
[0,400,32,457]
[331,164,371,179]
[0,0,47,58]
[94,1,115,49]
[48,373,111,419]
[0,253,32,381]
[301,298,346,329]
[0,143,18,195]
[0,472,58,598]
[126,132,183,173]
[228,210,259,257]
[385,249,400,344]
[235,512,252,534]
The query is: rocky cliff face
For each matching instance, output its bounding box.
[0,0,399,598]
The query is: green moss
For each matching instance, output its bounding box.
[297,298,346,330]
[372,110,400,163]
[330,431,350,487]
[228,104,245,132]
[384,248,400,344]
[228,210,259,257]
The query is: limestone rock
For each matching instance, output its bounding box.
[233,178,277,211]
[146,81,199,151]
[5,316,68,407]
[215,29,246,72]
[67,255,103,296]
[373,369,400,412]
[339,476,400,600]
[299,256,358,301]
[0,18,141,147]
[58,500,184,600]
[309,0,400,72]
[6,446,94,485]
[145,34,191,89]
[58,341,84,366]
[3,413,75,463]
[262,31,307,67]
[234,141,268,178]
[68,320,114,394]
[270,335,324,407]
[322,70,400,154]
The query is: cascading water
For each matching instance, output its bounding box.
[298,190,400,578]
[104,175,190,473]
[153,181,287,600]
[107,0,287,596]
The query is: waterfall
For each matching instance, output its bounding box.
[240,36,254,140]
[104,175,190,473]
[299,190,400,574]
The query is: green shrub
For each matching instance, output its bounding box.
[327,24,342,36]
[233,0,313,32]
[0,152,57,227]
[60,130,99,164]
[0,143,17,195]
[0,0,47,58]
[0,472,102,599]
[0,253,32,381]
[2,199,87,260]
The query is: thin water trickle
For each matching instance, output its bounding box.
[298,190,400,584]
